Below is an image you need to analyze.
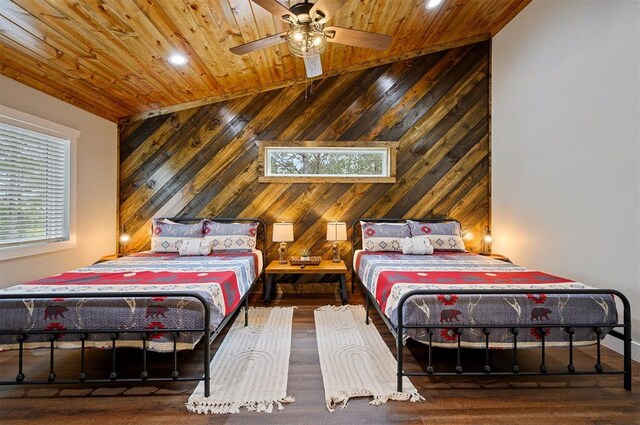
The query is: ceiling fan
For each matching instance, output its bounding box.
[229,0,392,78]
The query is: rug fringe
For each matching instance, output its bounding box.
[315,304,361,312]
[247,306,298,311]
[369,390,425,406]
[186,395,295,415]
[325,389,423,412]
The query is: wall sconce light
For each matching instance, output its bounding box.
[480,226,492,255]
[326,221,348,263]
[272,222,294,264]
[119,229,130,256]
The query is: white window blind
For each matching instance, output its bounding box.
[0,122,70,247]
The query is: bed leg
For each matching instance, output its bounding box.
[396,300,404,393]
[365,295,370,325]
[203,302,211,398]
[624,320,632,391]
[620,293,632,391]
[204,343,210,398]
[397,325,404,392]
[244,295,249,327]
[624,342,631,390]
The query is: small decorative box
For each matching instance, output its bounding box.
[289,256,322,266]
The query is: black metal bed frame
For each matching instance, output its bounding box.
[350,218,632,392]
[0,217,267,398]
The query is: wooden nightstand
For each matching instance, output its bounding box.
[94,254,122,264]
[480,253,512,263]
[264,260,348,305]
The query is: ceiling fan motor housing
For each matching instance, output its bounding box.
[289,1,314,22]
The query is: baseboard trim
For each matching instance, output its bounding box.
[602,337,640,362]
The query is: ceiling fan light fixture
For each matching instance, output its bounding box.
[426,0,444,9]
[287,23,326,58]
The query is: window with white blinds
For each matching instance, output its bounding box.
[0,122,70,247]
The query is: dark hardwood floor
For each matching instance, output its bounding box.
[0,290,638,425]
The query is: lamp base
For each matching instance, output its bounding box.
[479,242,492,256]
[278,242,288,264]
[331,242,341,263]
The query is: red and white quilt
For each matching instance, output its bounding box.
[355,251,617,348]
[0,251,261,352]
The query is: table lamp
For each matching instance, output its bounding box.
[272,222,294,264]
[326,221,347,263]
[480,226,493,255]
[119,228,130,256]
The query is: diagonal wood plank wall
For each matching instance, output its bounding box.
[119,42,491,271]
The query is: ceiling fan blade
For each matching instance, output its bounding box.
[229,32,288,55]
[251,0,294,22]
[309,0,349,23]
[324,26,392,50]
[303,55,323,78]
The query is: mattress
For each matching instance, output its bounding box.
[0,250,262,352]
[354,250,617,348]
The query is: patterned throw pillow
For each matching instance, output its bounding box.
[203,220,258,251]
[178,238,213,256]
[151,219,205,253]
[360,222,411,252]
[407,220,466,251]
[401,236,434,255]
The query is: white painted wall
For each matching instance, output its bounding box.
[0,76,118,287]
[492,0,640,359]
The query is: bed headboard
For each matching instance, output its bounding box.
[163,217,267,273]
[350,217,461,252]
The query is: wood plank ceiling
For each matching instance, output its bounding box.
[0,0,529,122]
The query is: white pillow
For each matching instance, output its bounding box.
[178,239,212,256]
[401,236,434,255]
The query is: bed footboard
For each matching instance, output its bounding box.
[0,288,253,397]
[357,275,632,392]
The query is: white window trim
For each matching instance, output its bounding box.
[0,105,79,261]
[264,146,391,178]
[256,141,398,184]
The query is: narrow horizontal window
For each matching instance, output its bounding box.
[257,141,398,183]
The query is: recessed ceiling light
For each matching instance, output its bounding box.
[168,54,188,66]
[426,0,443,9]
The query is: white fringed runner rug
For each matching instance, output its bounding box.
[186,307,295,414]
[314,305,424,412]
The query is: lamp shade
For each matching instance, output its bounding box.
[326,222,348,242]
[272,222,294,242]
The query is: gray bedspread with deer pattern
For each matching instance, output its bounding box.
[354,251,617,348]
